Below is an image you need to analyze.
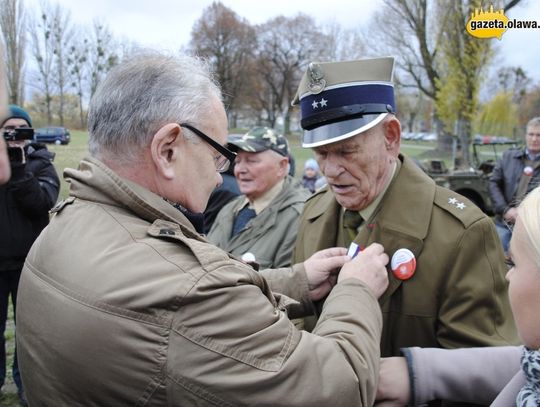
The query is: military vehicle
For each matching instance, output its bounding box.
[418,140,520,215]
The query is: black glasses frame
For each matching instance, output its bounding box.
[179,123,236,172]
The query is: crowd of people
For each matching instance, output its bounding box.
[0,49,538,406]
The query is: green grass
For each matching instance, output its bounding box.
[47,130,89,201]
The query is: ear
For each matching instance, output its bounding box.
[150,123,182,180]
[277,155,289,178]
[383,116,401,153]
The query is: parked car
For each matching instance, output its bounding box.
[419,139,520,215]
[34,126,71,145]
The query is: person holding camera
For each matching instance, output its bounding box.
[0,105,59,404]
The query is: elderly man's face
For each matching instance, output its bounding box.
[234,150,288,201]
[526,125,540,154]
[313,122,397,211]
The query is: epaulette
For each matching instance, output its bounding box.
[433,186,485,228]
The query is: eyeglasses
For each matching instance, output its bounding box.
[179,123,236,173]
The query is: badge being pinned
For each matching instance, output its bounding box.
[347,242,362,258]
[524,166,534,176]
[391,248,416,280]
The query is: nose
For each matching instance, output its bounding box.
[321,156,343,178]
[505,267,513,282]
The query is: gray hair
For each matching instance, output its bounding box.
[88,51,223,164]
[527,117,540,129]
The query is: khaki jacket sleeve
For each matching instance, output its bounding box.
[260,264,314,318]
[167,264,382,407]
[404,346,522,405]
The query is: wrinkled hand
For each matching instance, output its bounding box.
[338,243,389,298]
[303,247,349,301]
[375,357,410,407]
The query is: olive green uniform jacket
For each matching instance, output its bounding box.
[17,157,383,407]
[294,155,518,357]
[208,176,310,268]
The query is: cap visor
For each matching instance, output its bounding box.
[228,139,266,153]
[302,113,387,148]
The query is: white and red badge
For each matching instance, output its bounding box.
[524,166,534,176]
[391,248,416,280]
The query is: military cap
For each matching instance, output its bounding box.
[228,126,289,156]
[292,57,396,147]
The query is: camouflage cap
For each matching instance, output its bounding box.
[291,57,396,148]
[228,127,289,156]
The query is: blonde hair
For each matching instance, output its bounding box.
[518,186,540,263]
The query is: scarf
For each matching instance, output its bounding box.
[517,347,540,406]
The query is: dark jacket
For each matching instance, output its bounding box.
[203,172,240,234]
[0,143,60,271]
[294,155,518,356]
[489,148,540,216]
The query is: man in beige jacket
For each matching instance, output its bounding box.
[16,52,389,406]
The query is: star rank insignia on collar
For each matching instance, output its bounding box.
[448,197,467,210]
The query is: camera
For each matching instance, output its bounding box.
[3,127,34,142]
[3,128,34,164]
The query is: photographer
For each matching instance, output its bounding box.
[0,105,59,405]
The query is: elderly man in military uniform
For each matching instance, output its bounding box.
[292,57,518,357]
[208,127,309,268]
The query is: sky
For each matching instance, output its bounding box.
[22,0,540,83]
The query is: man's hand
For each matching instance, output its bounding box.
[375,357,411,406]
[7,140,26,164]
[303,247,349,301]
[338,243,389,298]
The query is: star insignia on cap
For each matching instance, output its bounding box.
[448,197,458,205]
[312,100,319,109]
[320,98,328,107]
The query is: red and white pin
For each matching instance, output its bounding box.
[524,166,534,176]
[391,248,416,280]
